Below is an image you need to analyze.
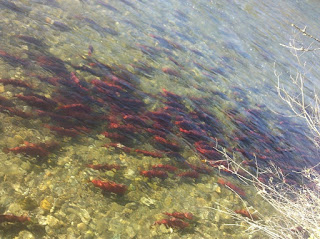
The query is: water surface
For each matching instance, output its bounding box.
[0,0,320,238]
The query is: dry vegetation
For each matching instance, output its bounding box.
[209,148,320,239]
[208,25,320,239]
[276,24,320,148]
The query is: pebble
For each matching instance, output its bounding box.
[14,135,24,144]
[105,170,115,177]
[37,215,48,226]
[47,215,62,229]
[79,208,91,224]
[84,231,95,239]
[39,184,48,191]
[122,208,133,216]
[7,203,22,214]
[140,196,156,207]
[125,202,138,210]
[125,169,135,179]
[66,228,76,238]
[159,224,172,234]
[163,195,172,207]
[45,228,56,237]
[40,198,52,211]
[17,231,35,239]
[6,137,20,148]
[196,197,207,206]
[57,156,72,166]
[20,161,31,171]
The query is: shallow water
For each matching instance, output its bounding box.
[0,0,320,238]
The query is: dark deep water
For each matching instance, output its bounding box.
[0,0,320,238]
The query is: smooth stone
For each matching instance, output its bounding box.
[40,199,52,211]
[7,137,20,148]
[7,203,22,214]
[37,215,48,226]
[196,197,207,206]
[46,215,62,229]
[140,197,156,207]
[14,135,24,144]
[84,231,95,239]
[17,230,35,239]
[105,171,115,177]
[20,161,31,171]
[125,169,135,179]
[79,208,91,224]
[159,224,172,234]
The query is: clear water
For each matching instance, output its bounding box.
[0,0,319,238]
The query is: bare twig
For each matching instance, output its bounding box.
[203,24,320,239]
[291,24,320,44]
[207,146,320,239]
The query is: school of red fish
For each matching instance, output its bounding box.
[0,0,316,234]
